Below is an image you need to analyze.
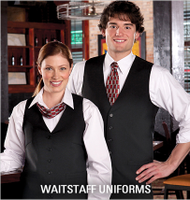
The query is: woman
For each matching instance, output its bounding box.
[1,41,111,199]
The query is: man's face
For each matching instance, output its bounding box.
[102,16,140,60]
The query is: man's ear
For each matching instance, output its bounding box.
[101,29,106,37]
[135,32,140,40]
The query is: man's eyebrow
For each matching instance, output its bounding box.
[108,22,134,26]
[108,22,117,25]
[123,23,134,26]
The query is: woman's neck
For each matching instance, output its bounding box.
[42,90,64,109]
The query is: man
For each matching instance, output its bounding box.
[68,1,190,199]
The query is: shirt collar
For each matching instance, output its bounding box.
[29,87,74,109]
[104,52,136,74]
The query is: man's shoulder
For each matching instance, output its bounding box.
[85,54,106,67]
[135,56,153,66]
[74,60,86,68]
[88,54,105,60]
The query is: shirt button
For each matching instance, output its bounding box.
[109,113,113,117]
[109,126,113,130]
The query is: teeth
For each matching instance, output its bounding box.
[115,40,125,42]
[51,81,62,85]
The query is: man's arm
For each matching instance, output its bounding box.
[136,142,190,184]
[67,61,86,96]
[136,65,190,184]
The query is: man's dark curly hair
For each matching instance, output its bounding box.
[98,1,144,33]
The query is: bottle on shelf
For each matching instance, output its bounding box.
[11,54,15,66]
[20,56,23,66]
[35,36,38,46]
[51,35,57,41]
[45,36,48,44]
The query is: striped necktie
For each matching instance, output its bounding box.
[106,62,120,105]
[36,102,66,119]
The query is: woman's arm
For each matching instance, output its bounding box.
[1,100,26,172]
[82,98,112,199]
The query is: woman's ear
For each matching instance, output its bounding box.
[70,64,73,75]
[37,65,42,75]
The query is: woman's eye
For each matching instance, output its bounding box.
[60,67,66,71]
[45,67,52,71]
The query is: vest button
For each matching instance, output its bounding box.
[48,148,53,151]
[46,135,51,139]
[109,151,112,154]
[109,113,113,117]
[47,159,52,163]
[108,138,113,142]
[109,126,113,130]
[47,171,52,175]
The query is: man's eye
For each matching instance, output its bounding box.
[125,26,131,30]
[110,25,117,29]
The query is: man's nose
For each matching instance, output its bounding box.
[115,27,124,36]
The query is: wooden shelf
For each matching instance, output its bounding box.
[8,85,36,94]
[1,170,22,184]
[8,21,65,93]
[8,46,31,48]
[8,65,33,68]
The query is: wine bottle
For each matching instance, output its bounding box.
[35,36,38,46]
[11,55,15,66]
[45,37,48,44]
[20,56,23,66]
[51,35,56,41]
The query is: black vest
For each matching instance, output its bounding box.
[21,94,87,199]
[82,55,158,199]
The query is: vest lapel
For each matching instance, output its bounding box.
[51,105,71,134]
[83,54,111,108]
[111,56,141,107]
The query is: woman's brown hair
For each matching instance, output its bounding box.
[33,41,73,96]
[98,1,144,33]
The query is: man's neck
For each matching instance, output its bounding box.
[108,51,132,62]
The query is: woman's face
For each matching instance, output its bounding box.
[38,53,72,95]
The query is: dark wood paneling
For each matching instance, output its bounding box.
[1,1,9,123]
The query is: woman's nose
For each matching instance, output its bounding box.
[53,70,59,78]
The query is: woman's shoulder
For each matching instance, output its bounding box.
[11,99,28,118]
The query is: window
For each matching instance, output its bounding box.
[71,20,84,65]
[184,1,190,93]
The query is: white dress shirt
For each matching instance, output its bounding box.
[0,87,112,199]
[67,52,190,144]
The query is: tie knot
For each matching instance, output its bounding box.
[111,62,118,70]
[111,62,118,74]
